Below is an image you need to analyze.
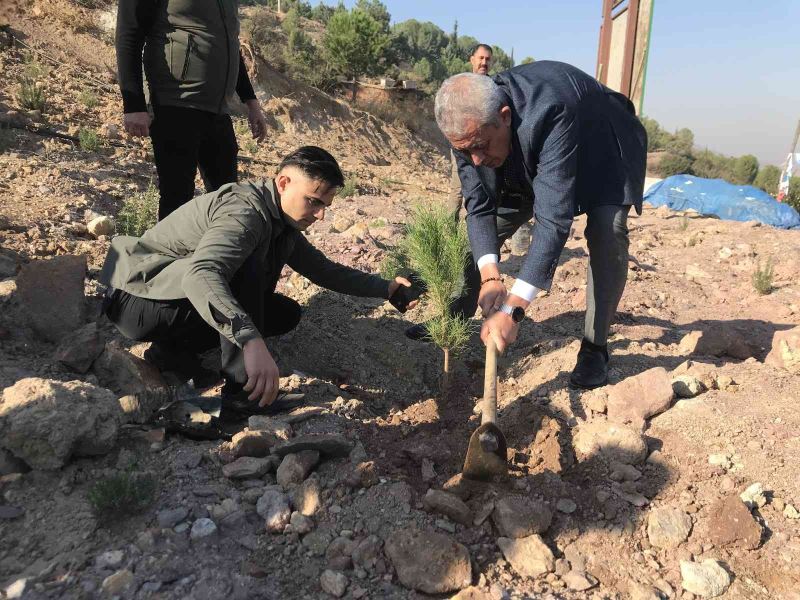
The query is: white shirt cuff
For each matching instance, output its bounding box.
[476,254,498,269]
[510,279,541,302]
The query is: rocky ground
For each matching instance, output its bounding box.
[2,2,800,600]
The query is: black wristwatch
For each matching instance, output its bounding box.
[499,303,525,323]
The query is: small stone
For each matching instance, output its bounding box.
[101,569,134,595]
[784,504,800,520]
[680,559,731,597]
[0,506,24,519]
[53,322,106,374]
[707,496,762,549]
[740,483,767,509]
[95,550,125,570]
[629,581,666,600]
[290,511,314,535]
[609,461,642,482]
[257,488,291,533]
[352,535,382,569]
[497,534,555,578]
[707,454,731,469]
[672,375,705,398]
[573,420,648,464]
[421,458,436,482]
[647,507,692,549]
[436,519,456,533]
[247,416,292,440]
[607,367,675,427]
[230,429,275,458]
[157,507,189,529]
[563,570,597,591]
[320,569,348,597]
[276,450,320,487]
[473,501,494,526]
[765,326,800,373]
[272,434,353,458]
[423,489,471,525]
[87,216,115,238]
[222,456,274,479]
[492,496,552,538]
[556,498,577,514]
[291,475,322,516]
[4,579,26,599]
[384,528,472,594]
[346,461,378,488]
[331,216,355,234]
[190,518,218,541]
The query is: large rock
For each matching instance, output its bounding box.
[247,416,292,441]
[707,495,762,549]
[93,342,167,396]
[607,367,674,427]
[0,378,121,469]
[272,434,353,458]
[230,429,275,458]
[17,255,86,342]
[680,560,731,597]
[290,475,321,516]
[53,322,106,373]
[319,570,348,597]
[497,535,555,578]
[678,328,754,360]
[492,496,552,538]
[276,450,319,488]
[384,529,472,594]
[765,326,800,373]
[647,507,692,549]
[423,489,471,525]
[573,420,648,465]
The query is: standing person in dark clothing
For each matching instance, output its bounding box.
[116,0,268,219]
[99,147,418,410]
[429,62,647,389]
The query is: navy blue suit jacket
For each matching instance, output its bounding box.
[455,61,647,291]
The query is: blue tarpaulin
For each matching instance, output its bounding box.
[644,175,800,229]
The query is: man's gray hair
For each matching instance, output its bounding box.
[435,73,505,139]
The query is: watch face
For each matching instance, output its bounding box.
[512,306,525,323]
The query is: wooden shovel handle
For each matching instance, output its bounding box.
[482,337,498,425]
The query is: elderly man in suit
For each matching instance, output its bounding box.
[431,61,647,389]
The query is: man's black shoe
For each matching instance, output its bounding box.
[404,323,432,342]
[569,339,609,389]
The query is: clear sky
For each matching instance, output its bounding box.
[322,0,800,166]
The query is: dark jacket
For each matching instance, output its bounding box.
[116,0,256,114]
[99,180,390,348]
[456,60,647,291]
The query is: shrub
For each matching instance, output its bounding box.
[754,165,781,196]
[78,128,100,152]
[751,259,774,295]
[657,152,694,177]
[234,118,258,155]
[337,177,357,198]
[732,154,759,185]
[117,182,159,236]
[78,89,99,109]
[16,77,46,111]
[88,469,156,519]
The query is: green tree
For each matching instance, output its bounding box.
[639,116,664,151]
[489,45,513,73]
[732,154,759,185]
[309,1,337,23]
[324,8,390,101]
[354,0,390,30]
[283,8,330,88]
[521,56,535,64]
[754,165,782,196]
[392,19,448,63]
[666,127,694,155]
[657,153,694,177]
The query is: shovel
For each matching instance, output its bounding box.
[462,337,508,480]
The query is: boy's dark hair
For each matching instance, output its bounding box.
[278,146,345,188]
[472,43,493,56]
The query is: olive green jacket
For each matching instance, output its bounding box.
[116,0,246,114]
[99,180,390,347]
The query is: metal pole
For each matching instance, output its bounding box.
[638,0,655,114]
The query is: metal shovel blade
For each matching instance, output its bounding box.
[463,422,508,480]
